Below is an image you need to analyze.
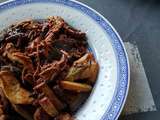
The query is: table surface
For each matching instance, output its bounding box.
[1,0,160,120]
[77,0,160,120]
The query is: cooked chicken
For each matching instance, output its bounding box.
[0,16,99,120]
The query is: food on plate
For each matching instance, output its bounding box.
[0,16,99,120]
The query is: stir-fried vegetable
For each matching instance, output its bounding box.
[39,97,58,117]
[34,82,65,110]
[65,53,99,83]
[0,71,34,104]
[34,108,49,120]
[0,16,99,120]
[60,81,92,92]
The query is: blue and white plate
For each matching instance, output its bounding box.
[0,0,130,120]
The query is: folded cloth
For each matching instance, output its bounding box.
[122,42,156,115]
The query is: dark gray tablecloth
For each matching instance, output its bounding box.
[77,0,160,120]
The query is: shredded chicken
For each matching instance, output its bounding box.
[0,16,99,120]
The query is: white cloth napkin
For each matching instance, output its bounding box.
[123,42,156,115]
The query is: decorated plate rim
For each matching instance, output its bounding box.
[0,0,130,120]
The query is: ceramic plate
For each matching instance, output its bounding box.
[0,0,130,120]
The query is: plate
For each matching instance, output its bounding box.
[0,0,130,120]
